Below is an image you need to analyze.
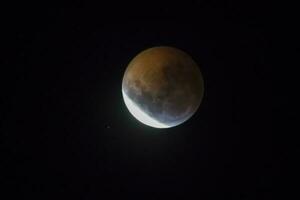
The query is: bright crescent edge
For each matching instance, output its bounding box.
[122,89,170,128]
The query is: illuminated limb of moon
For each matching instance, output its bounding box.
[122,90,170,128]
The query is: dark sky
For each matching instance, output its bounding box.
[2,1,273,199]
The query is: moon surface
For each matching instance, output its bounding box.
[122,46,204,128]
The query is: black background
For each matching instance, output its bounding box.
[2,1,273,199]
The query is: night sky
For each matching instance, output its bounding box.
[2,1,272,199]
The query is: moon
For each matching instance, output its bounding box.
[122,46,204,128]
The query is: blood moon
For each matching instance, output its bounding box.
[122,46,204,128]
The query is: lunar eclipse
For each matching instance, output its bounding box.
[122,46,204,128]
